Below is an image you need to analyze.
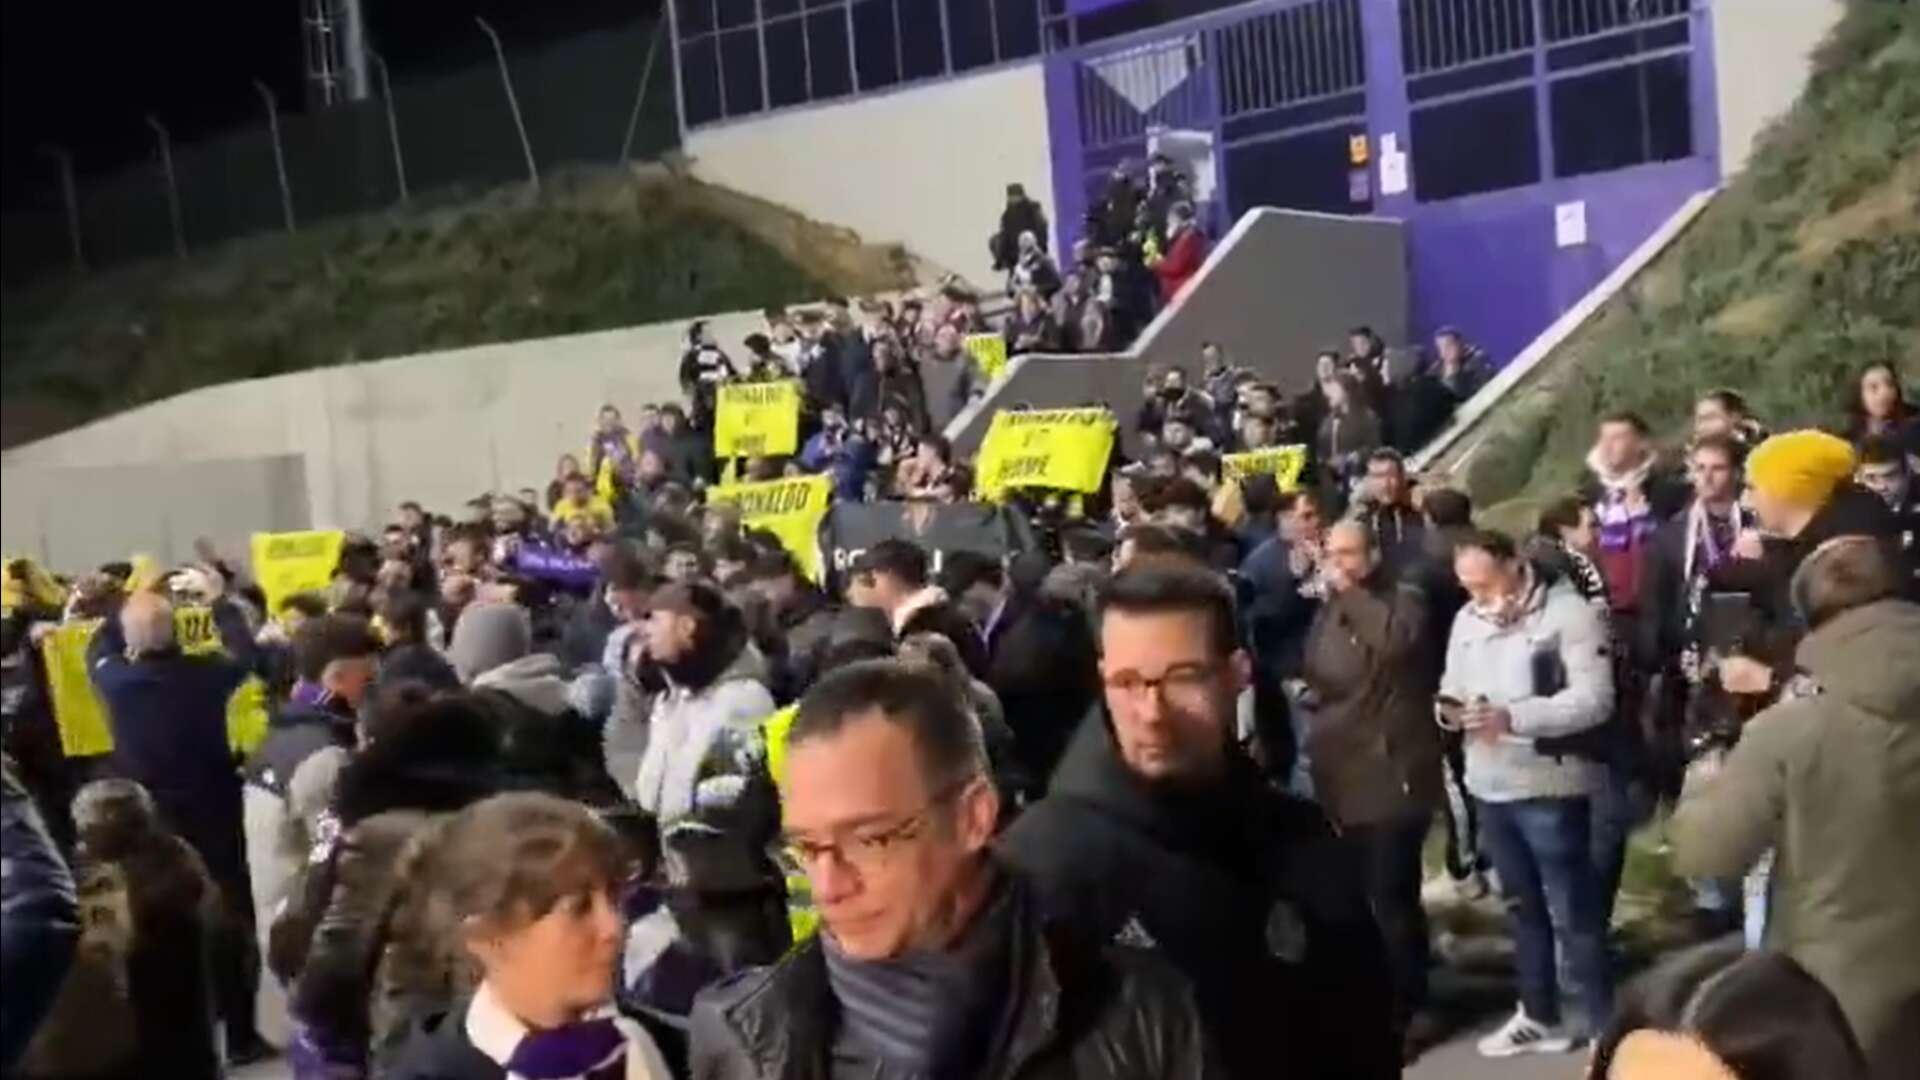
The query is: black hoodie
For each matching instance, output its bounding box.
[997,715,1397,1080]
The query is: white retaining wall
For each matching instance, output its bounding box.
[1711,0,1847,177]
[683,63,1056,287]
[1,309,773,561]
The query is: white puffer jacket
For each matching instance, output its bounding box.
[1440,573,1615,803]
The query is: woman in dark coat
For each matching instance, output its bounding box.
[1315,374,1382,492]
[278,692,505,1078]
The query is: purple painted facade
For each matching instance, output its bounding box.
[1041,0,1722,369]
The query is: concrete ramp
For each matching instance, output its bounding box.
[949,208,1407,454]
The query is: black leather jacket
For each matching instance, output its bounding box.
[0,761,78,1070]
[688,872,1220,1080]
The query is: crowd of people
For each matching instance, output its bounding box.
[4,214,1920,1080]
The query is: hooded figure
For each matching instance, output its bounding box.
[280,697,505,1077]
[1671,546,1920,1080]
[449,603,615,803]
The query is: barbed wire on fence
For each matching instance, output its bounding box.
[1,17,675,287]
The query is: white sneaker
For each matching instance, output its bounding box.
[1475,1007,1576,1057]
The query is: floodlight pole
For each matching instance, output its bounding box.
[255,80,297,232]
[476,17,539,192]
[37,145,85,273]
[369,49,409,201]
[145,114,187,258]
[619,19,665,163]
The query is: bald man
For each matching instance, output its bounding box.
[118,591,177,654]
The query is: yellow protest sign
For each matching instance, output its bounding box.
[1,556,65,614]
[709,475,833,583]
[42,621,113,758]
[174,605,222,655]
[42,616,270,758]
[225,675,271,755]
[973,409,1116,501]
[1222,445,1309,492]
[713,380,802,459]
[251,530,346,614]
[126,555,164,594]
[964,333,1009,383]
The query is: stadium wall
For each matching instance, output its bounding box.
[0,456,310,573]
[0,310,772,562]
[1710,0,1846,178]
[681,63,1056,288]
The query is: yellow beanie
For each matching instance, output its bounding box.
[1745,430,1856,507]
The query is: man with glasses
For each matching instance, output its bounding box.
[690,660,1218,1079]
[999,564,1397,1080]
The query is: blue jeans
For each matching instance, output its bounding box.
[1480,797,1614,1030]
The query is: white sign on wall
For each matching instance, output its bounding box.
[1555,200,1589,248]
[1375,133,1408,196]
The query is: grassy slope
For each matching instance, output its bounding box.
[1460,4,1920,531]
[1,167,915,448]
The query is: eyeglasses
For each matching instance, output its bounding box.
[1101,661,1222,704]
[779,777,972,880]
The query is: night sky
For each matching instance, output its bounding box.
[1,0,657,204]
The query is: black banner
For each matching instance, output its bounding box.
[821,501,1039,593]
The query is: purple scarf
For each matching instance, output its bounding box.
[505,1019,626,1080]
[289,679,337,711]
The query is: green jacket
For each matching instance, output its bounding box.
[1670,599,1920,1073]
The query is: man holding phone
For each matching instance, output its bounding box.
[1439,531,1616,1058]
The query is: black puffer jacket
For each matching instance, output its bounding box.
[998,716,1397,1080]
[688,872,1219,1080]
[278,703,504,1074]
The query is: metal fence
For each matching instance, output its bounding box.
[671,0,1044,129]
[2,18,678,287]
[1066,0,1371,230]
[1401,0,1699,201]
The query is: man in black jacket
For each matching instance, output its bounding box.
[691,660,1218,1079]
[847,539,988,677]
[999,564,1397,1080]
[940,551,1101,790]
[376,591,459,692]
[1351,449,1428,582]
[746,546,837,699]
[991,183,1050,271]
[1638,436,1758,797]
[1135,366,1216,443]
[1855,435,1920,594]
